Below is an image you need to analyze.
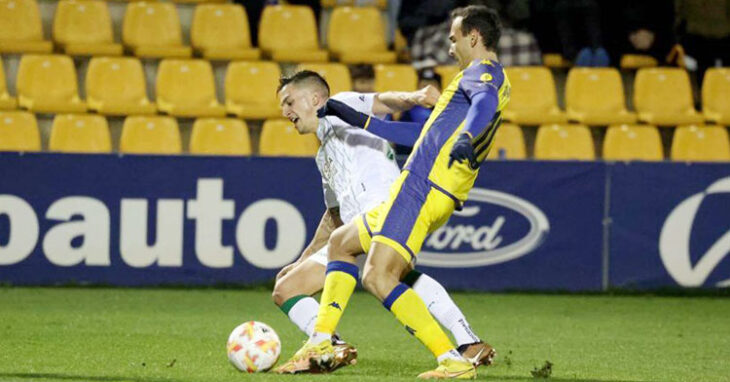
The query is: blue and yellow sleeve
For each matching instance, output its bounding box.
[459,60,504,101]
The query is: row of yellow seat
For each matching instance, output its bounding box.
[490,123,730,162]
[2,111,728,161]
[0,0,395,63]
[0,55,417,117]
[434,66,730,127]
[0,111,319,155]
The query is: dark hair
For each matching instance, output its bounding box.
[277,70,330,97]
[451,5,501,51]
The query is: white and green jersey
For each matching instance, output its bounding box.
[315,92,401,224]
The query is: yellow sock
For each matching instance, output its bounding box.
[313,261,359,335]
[385,283,454,358]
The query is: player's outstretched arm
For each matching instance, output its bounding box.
[448,91,498,169]
[319,98,424,147]
[372,85,440,114]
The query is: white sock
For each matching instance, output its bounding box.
[309,331,332,345]
[413,273,481,347]
[436,349,464,363]
[287,296,320,337]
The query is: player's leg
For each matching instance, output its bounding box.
[272,250,326,337]
[403,270,495,367]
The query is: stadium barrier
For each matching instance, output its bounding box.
[0,153,728,290]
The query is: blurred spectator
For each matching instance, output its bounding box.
[398,0,462,44]
[350,65,375,93]
[537,0,608,66]
[676,0,730,83]
[602,0,676,66]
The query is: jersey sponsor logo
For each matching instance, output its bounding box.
[659,176,730,287]
[419,188,549,268]
[480,73,493,83]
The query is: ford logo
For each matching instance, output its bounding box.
[419,187,550,268]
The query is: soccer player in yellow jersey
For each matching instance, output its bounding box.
[278,5,510,379]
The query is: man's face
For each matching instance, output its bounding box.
[278,83,322,134]
[448,17,473,69]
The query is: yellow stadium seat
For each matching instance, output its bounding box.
[434,65,460,90]
[619,54,657,70]
[322,0,387,9]
[297,63,352,95]
[259,119,319,157]
[534,124,595,160]
[0,110,39,151]
[191,4,260,61]
[374,64,418,92]
[225,61,281,119]
[328,7,396,64]
[0,59,16,110]
[565,68,636,125]
[53,0,122,56]
[702,68,730,125]
[542,53,570,68]
[0,0,52,53]
[503,67,567,125]
[120,116,181,154]
[486,123,526,159]
[17,54,86,113]
[259,5,327,62]
[49,114,111,153]
[86,57,156,116]
[122,2,192,58]
[634,68,703,126]
[190,118,251,155]
[156,59,225,118]
[671,124,730,162]
[603,124,663,161]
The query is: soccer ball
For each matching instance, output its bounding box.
[226,321,281,373]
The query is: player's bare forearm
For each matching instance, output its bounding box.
[373,85,440,114]
[299,208,342,260]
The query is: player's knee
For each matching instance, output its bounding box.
[327,226,355,261]
[271,279,290,307]
[361,266,393,299]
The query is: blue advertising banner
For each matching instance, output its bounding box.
[418,161,605,291]
[0,153,324,286]
[609,162,730,288]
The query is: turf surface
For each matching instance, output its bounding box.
[0,288,728,382]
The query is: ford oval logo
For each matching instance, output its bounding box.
[419,187,550,268]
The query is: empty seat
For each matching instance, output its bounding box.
[374,64,418,92]
[542,53,570,68]
[17,54,86,113]
[191,4,260,61]
[534,124,595,160]
[0,58,16,109]
[156,59,225,117]
[702,68,730,125]
[0,0,52,53]
[619,54,657,70]
[503,67,566,125]
[634,68,703,126]
[49,114,111,153]
[120,116,181,154]
[328,7,396,64]
[86,57,155,116]
[603,124,663,161]
[297,63,352,95]
[190,118,251,155]
[486,123,526,159]
[122,2,191,58]
[434,65,460,90]
[259,119,319,156]
[225,61,281,119]
[0,110,39,151]
[259,5,327,62]
[671,124,730,162]
[321,0,388,8]
[565,68,636,125]
[53,0,122,56]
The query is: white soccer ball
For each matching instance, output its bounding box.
[226,321,281,373]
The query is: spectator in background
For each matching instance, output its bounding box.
[676,0,730,84]
[602,0,676,66]
[350,65,375,93]
[398,0,462,44]
[541,0,608,66]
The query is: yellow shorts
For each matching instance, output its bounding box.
[355,171,457,263]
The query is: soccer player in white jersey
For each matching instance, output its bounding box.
[272,70,494,374]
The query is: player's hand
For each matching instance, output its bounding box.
[448,133,478,169]
[317,98,370,128]
[412,85,441,108]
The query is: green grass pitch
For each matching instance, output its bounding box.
[1,287,729,382]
